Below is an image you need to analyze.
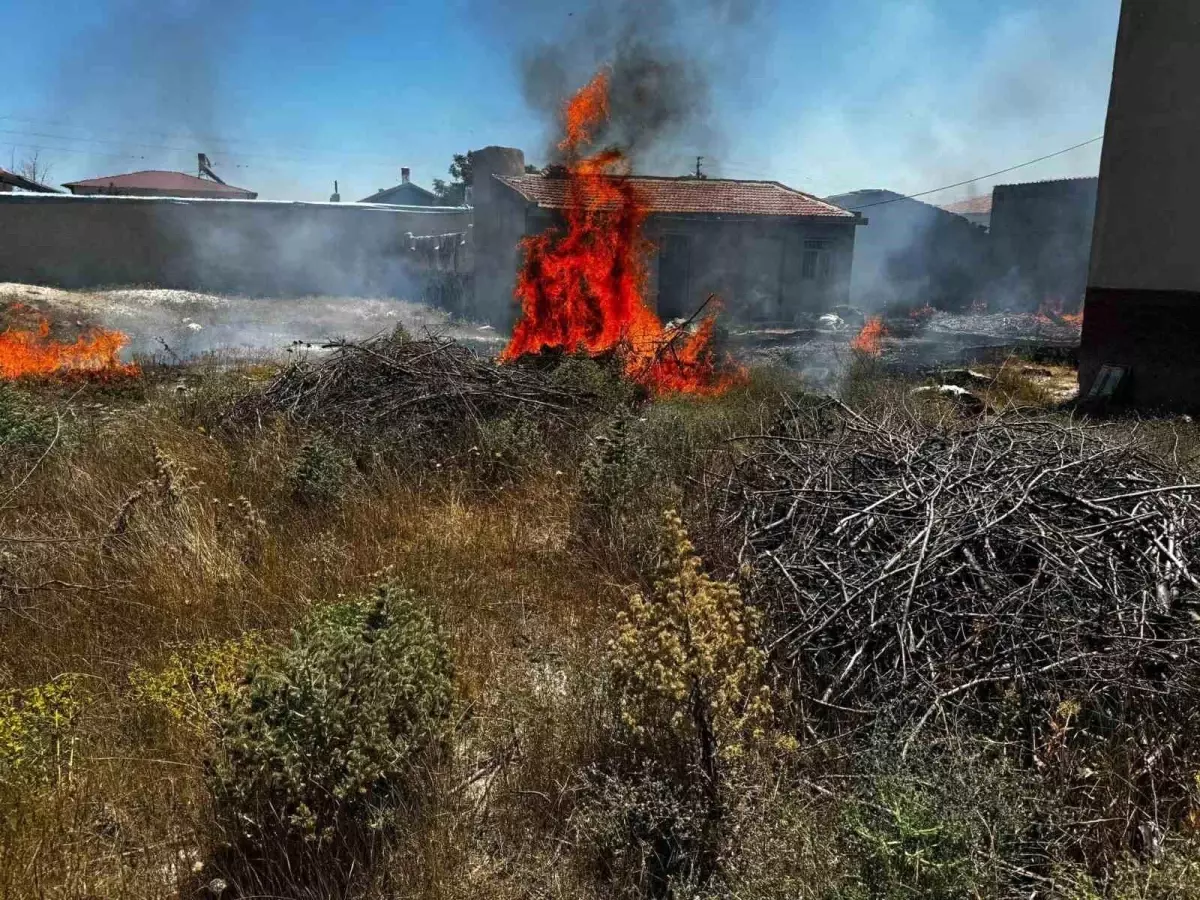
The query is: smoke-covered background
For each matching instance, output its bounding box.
[507,0,776,172]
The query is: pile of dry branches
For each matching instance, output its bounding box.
[231,331,590,444]
[725,399,1200,751]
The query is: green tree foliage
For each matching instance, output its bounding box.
[432,151,541,205]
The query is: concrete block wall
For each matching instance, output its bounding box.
[0,194,470,297]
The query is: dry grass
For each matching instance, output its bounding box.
[3,359,1200,899]
[0,370,624,899]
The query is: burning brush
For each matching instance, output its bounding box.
[1,305,139,380]
[499,71,744,397]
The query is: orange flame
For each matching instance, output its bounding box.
[850,317,887,356]
[1034,296,1083,327]
[500,70,744,396]
[0,317,140,380]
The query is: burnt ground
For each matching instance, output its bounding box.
[730,308,1081,399]
[1,281,1081,399]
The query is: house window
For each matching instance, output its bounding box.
[801,239,832,281]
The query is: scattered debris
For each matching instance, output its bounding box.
[818,313,845,331]
[1086,363,1128,403]
[935,367,990,387]
[909,383,986,414]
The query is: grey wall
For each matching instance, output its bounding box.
[644,216,855,323]
[469,147,530,327]
[0,194,469,297]
[1080,0,1200,409]
[513,205,855,324]
[1088,2,1200,293]
[989,178,1097,309]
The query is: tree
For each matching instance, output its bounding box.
[432,152,472,206]
[431,152,544,205]
[10,150,52,186]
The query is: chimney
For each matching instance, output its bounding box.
[329,180,341,203]
[401,167,411,184]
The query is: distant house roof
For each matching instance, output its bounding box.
[940,195,993,216]
[0,167,60,193]
[992,175,1099,197]
[360,181,438,205]
[62,170,256,199]
[498,174,857,219]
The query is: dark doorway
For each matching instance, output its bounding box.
[657,233,691,320]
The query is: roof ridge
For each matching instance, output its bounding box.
[496,172,855,218]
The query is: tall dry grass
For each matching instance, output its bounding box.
[3,360,1200,899]
[0,368,626,899]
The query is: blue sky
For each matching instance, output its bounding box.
[0,0,1120,204]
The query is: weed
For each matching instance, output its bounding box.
[290,435,352,505]
[611,510,771,773]
[0,674,89,789]
[0,384,55,451]
[128,632,267,742]
[475,413,547,482]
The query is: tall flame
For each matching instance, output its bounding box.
[500,71,743,396]
[0,316,140,380]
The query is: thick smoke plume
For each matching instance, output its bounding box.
[515,0,774,172]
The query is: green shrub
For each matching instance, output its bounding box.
[289,436,352,505]
[1058,844,1200,899]
[550,354,636,411]
[475,413,546,482]
[839,742,1034,900]
[212,582,453,845]
[573,763,715,899]
[576,410,667,562]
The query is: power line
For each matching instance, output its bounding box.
[840,134,1105,210]
[0,120,410,168]
[0,112,415,163]
[1,140,153,164]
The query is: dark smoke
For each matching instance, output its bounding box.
[513,0,774,172]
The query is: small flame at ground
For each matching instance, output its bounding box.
[850,317,888,356]
[1034,296,1083,327]
[0,316,140,380]
[500,70,744,396]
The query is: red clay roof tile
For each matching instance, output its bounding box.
[497,174,855,218]
[940,195,993,215]
[63,170,255,197]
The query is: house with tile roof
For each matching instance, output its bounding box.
[63,170,256,199]
[475,149,864,324]
[940,194,993,229]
